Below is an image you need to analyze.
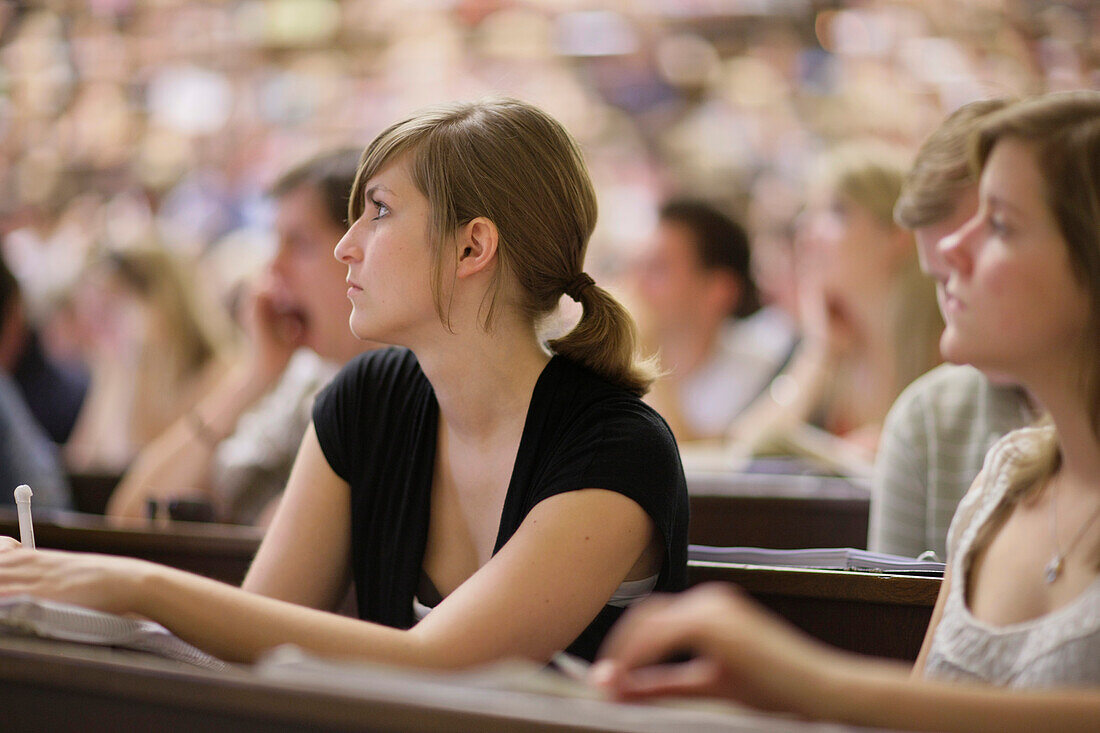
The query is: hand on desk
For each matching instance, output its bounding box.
[0,537,148,617]
[591,583,846,717]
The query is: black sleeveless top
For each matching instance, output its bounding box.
[313,347,688,660]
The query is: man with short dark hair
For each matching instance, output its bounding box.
[634,199,795,442]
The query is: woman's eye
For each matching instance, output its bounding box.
[371,199,390,220]
[989,214,1008,236]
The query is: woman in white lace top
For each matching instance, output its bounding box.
[593,91,1100,732]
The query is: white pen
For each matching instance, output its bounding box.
[14,484,35,550]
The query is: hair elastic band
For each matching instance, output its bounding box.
[564,272,595,302]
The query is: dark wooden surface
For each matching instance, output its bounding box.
[0,508,262,585]
[686,471,871,549]
[688,561,940,661]
[688,494,870,549]
[0,636,857,733]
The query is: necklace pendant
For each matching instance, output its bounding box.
[1044,555,1063,584]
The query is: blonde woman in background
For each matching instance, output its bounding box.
[64,247,232,473]
[726,142,943,473]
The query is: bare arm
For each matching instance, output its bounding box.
[594,584,1100,733]
[106,361,278,518]
[911,563,951,677]
[241,423,352,609]
[3,428,658,668]
[725,340,836,453]
[108,290,301,519]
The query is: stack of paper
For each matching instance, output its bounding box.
[689,545,945,576]
[0,595,229,670]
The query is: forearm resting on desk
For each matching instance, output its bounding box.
[595,584,1100,733]
[822,659,1100,733]
[107,362,276,518]
[725,340,835,452]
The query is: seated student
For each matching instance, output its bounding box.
[634,200,797,442]
[594,91,1100,732]
[870,99,1035,559]
[0,98,689,667]
[0,255,71,507]
[727,142,943,468]
[107,149,372,524]
[0,371,69,506]
[0,249,88,446]
[64,247,234,473]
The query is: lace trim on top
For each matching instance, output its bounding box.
[923,425,1100,687]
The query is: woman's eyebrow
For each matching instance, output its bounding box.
[986,193,1025,217]
[365,184,395,200]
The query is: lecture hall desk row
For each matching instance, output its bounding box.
[64,467,873,551]
[0,505,935,662]
[0,633,899,733]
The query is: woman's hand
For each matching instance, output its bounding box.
[0,537,151,616]
[591,583,845,717]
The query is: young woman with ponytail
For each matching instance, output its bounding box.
[0,99,689,667]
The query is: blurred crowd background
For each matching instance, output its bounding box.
[0,0,1096,490]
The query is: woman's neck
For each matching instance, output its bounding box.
[1027,374,1100,494]
[413,320,551,442]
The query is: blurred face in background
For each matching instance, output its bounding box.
[268,184,355,361]
[634,219,734,338]
[913,185,979,314]
[72,263,150,358]
[795,188,908,327]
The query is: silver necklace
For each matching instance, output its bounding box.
[1044,476,1100,584]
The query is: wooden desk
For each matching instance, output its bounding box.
[687,472,871,549]
[0,509,262,585]
[0,636,862,732]
[688,561,940,662]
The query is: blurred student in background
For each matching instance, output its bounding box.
[870,98,1034,560]
[635,200,795,442]
[728,142,943,471]
[108,149,373,525]
[0,253,70,507]
[64,247,234,473]
[0,244,87,447]
[596,90,1100,733]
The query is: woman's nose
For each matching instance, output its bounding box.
[938,214,978,278]
[333,222,361,264]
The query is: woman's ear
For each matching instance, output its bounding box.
[455,217,499,279]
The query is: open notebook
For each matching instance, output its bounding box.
[689,545,946,576]
[0,595,229,671]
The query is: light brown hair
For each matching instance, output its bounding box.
[348,98,656,394]
[894,98,1013,230]
[100,247,229,376]
[973,91,1100,452]
[271,147,361,229]
[817,142,943,391]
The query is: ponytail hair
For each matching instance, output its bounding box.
[350,97,657,395]
[549,275,657,396]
